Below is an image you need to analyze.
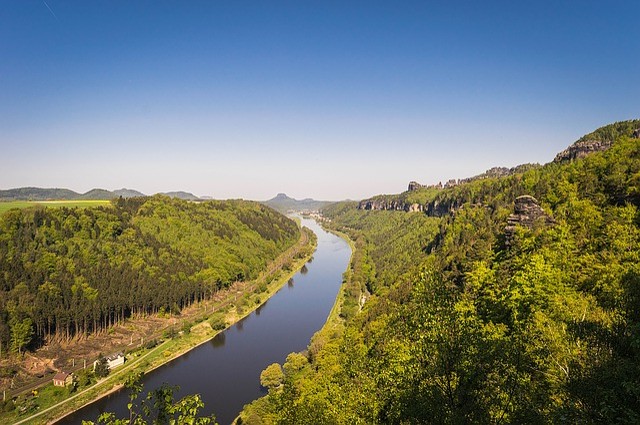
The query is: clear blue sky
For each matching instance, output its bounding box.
[2,1,638,200]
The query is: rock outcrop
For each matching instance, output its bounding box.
[409,181,444,191]
[504,195,555,245]
[444,179,459,188]
[554,139,613,162]
[459,164,540,183]
[424,197,465,217]
[554,120,640,163]
[407,203,423,212]
[358,199,424,212]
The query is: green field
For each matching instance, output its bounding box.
[0,200,111,215]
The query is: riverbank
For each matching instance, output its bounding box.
[314,226,356,333]
[234,224,357,424]
[5,225,317,425]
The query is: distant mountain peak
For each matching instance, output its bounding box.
[113,188,147,198]
[159,191,200,201]
[263,193,330,213]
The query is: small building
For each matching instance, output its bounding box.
[93,352,126,372]
[53,372,73,387]
[106,352,125,369]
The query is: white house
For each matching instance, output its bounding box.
[94,352,126,371]
[106,352,125,369]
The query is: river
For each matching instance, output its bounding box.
[57,218,351,425]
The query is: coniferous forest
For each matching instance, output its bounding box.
[0,196,299,351]
[239,122,640,423]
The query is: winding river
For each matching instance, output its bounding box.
[58,218,351,425]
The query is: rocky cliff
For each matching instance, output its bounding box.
[408,181,443,191]
[358,198,424,212]
[554,139,613,162]
[554,119,640,163]
[358,121,639,215]
[359,164,538,214]
[460,164,541,183]
[504,195,555,245]
[423,197,465,217]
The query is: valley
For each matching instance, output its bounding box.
[239,120,640,424]
[0,197,314,423]
[3,2,638,423]
[1,120,640,424]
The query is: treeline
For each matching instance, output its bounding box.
[575,118,639,144]
[0,196,299,352]
[239,130,640,423]
[419,123,640,218]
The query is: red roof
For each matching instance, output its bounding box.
[53,372,69,381]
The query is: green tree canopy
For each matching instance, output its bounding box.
[259,363,284,390]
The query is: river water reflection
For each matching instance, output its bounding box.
[58,218,351,425]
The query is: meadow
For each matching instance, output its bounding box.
[0,200,111,215]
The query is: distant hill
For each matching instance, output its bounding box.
[263,193,331,212]
[0,187,81,201]
[113,188,146,198]
[0,187,145,201]
[160,191,200,201]
[0,187,201,201]
[79,188,116,200]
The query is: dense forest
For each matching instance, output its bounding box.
[0,196,299,352]
[240,121,640,423]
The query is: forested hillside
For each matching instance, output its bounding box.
[0,196,299,352]
[239,124,640,423]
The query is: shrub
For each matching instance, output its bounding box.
[0,399,15,412]
[209,313,227,331]
[94,355,110,378]
[144,339,159,349]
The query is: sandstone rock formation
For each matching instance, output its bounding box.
[504,195,555,245]
[407,203,423,212]
[554,139,613,162]
[408,181,443,191]
[458,164,540,184]
[444,179,459,188]
[424,197,464,217]
[358,199,424,212]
